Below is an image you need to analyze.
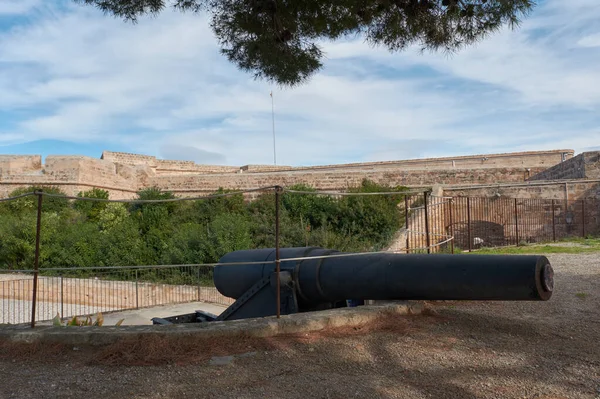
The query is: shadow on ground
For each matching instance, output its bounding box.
[0,257,598,399]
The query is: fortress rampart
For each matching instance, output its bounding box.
[0,149,581,199]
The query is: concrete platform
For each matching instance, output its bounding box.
[101,302,226,326]
[29,301,227,327]
[0,302,425,346]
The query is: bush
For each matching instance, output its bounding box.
[74,188,110,222]
[1,186,69,214]
[0,181,408,278]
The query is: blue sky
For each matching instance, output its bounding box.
[0,0,599,166]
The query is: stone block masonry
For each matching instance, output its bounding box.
[0,149,578,200]
[529,151,600,181]
[150,166,549,196]
[444,181,600,201]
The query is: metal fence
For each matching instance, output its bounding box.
[0,187,451,327]
[0,186,598,327]
[0,265,233,325]
[449,197,599,251]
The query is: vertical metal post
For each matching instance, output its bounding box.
[467,197,472,252]
[60,274,64,318]
[30,191,43,328]
[514,198,520,246]
[404,195,410,253]
[275,186,281,318]
[423,191,431,254]
[551,200,556,242]
[449,198,455,254]
[271,91,277,165]
[135,269,139,309]
[581,199,586,237]
[197,267,201,302]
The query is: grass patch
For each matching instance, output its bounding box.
[468,237,600,255]
[575,292,588,300]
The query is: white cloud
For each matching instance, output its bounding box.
[578,33,600,48]
[0,1,599,166]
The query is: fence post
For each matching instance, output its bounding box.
[424,191,431,254]
[60,274,64,319]
[552,200,556,242]
[449,198,455,254]
[404,195,410,253]
[30,191,43,329]
[275,186,282,319]
[135,269,139,309]
[197,267,201,302]
[467,197,472,252]
[581,199,586,237]
[514,198,520,246]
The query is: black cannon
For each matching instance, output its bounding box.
[151,247,554,325]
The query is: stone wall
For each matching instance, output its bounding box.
[529,151,600,181]
[528,153,586,181]
[0,155,140,199]
[289,149,573,172]
[0,149,579,200]
[101,151,239,175]
[0,155,42,175]
[148,166,547,196]
[101,151,158,168]
[443,181,600,201]
[584,152,600,179]
[101,149,573,175]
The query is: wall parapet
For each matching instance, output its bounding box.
[277,149,574,172]
[0,148,585,200]
[529,151,600,182]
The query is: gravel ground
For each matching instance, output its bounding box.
[1,253,599,399]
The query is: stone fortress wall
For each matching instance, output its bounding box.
[445,151,600,201]
[0,149,580,199]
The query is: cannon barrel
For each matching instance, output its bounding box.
[216,247,554,304]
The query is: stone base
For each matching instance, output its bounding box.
[0,302,425,347]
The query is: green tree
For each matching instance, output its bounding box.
[130,187,178,233]
[0,179,413,275]
[0,214,36,269]
[335,179,407,250]
[0,210,65,270]
[97,203,130,232]
[41,221,102,270]
[194,188,247,225]
[1,186,70,215]
[248,191,306,248]
[161,223,210,265]
[204,213,253,262]
[282,184,339,229]
[95,218,145,267]
[74,188,110,222]
[74,0,535,86]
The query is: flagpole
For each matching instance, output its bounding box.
[271,90,276,165]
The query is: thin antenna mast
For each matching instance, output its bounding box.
[271,90,276,165]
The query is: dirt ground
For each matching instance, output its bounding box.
[0,253,599,399]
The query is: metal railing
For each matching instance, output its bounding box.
[1,185,596,327]
[0,265,233,325]
[0,187,451,327]
[449,197,599,251]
